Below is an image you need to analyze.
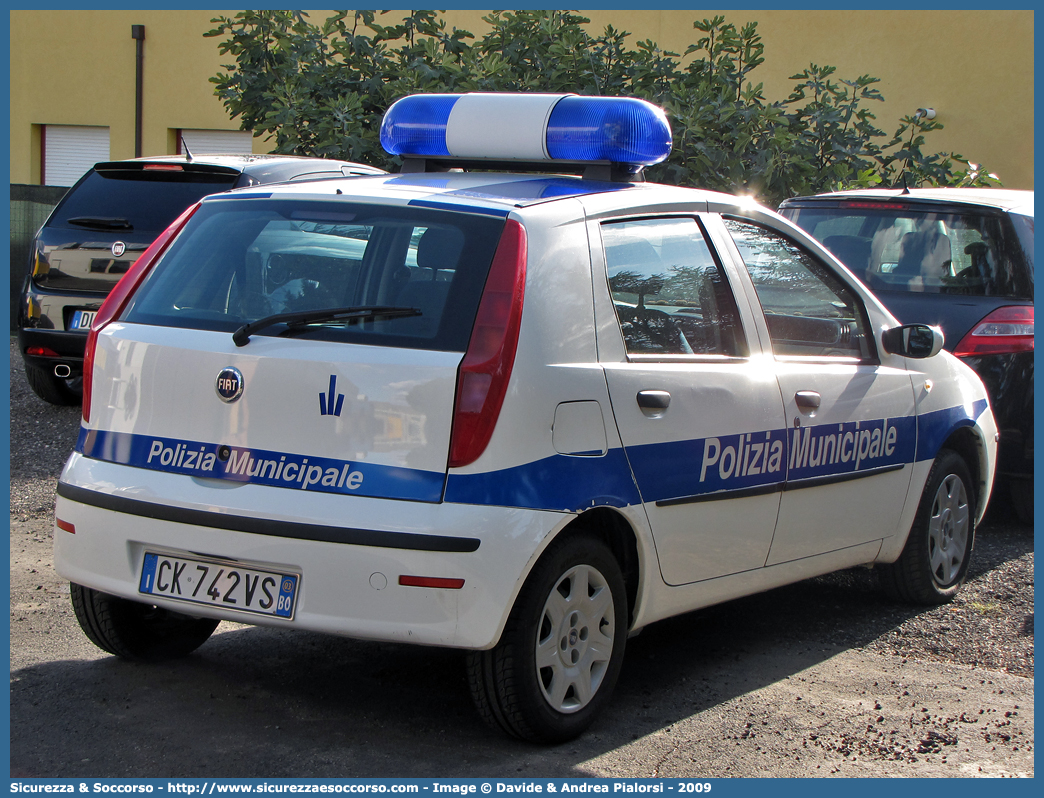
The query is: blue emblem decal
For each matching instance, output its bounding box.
[216,367,244,403]
[319,375,345,417]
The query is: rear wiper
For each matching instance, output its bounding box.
[232,305,422,347]
[67,216,133,230]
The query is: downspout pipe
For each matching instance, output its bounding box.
[132,25,145,157]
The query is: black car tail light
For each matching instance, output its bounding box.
[952,306,1034,358]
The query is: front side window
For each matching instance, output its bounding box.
[601,217,747,357]
[725,218,873,361]
[122,198,506,352]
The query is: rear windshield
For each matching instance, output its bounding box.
[121,198,506,352]
[784,203,1033,299]
[50,168,239,233]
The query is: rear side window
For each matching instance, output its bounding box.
[1011,213,1034,285]
[784,203,1033,299]
[601,217,747,358]
[122,198,506,352]
[50,169,239,234]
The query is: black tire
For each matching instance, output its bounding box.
[70,583,219,662]
[466,534,628,743]
[24,363,81,406]
[880,449,975,605]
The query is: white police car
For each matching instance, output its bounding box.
[54,93,997,743]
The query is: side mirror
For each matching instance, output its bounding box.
[882,324,945,359]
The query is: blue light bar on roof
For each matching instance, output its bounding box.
[380,93,672,166]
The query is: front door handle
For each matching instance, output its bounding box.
[636,390,671,410]
[795,390,821,413]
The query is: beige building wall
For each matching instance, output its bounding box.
[9,9,253,184]
[10,9,1033,189]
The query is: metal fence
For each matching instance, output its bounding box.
[10,184,68,330]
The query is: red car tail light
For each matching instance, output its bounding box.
[26,346,60,358]
[952,305,1034,358]
[447,219,527,468]
[82,202,201,423]
[840,201,910,210]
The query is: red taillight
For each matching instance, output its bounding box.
[56,518,75,534]
[26,346,60,358]
[82,202,201,422]
[143,164,184,171]
[840,201,910,210]
[398,575,465,589]
[447,219,527,468]
[952,306,1034,358]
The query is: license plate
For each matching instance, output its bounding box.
[70,310,96,331]
[138,552,299,619]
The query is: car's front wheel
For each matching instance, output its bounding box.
[466,533,628,743]
[70,583,219,662]
[880,449,975,604]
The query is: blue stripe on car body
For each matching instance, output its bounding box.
[76,400,985,514]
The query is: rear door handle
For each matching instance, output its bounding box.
[636,390,671,410]
[795,390,821,412]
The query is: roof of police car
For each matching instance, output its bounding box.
[213,170,739,214]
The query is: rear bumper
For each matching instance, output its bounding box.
[18,327,87,376]
[53,453,568,650]
[962,351,1033,480]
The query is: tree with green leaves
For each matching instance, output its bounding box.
[206,10,998,207]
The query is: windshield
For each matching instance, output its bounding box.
[784,203,1033,300]
[121,198,506,352]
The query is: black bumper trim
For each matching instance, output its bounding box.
[56,481,480,553]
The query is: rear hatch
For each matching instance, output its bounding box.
[82,195,507,502]
[779,198,1034,345]
[35,162,241,294]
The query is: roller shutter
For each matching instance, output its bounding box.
[178,129,253,156]
[43,125,110,187]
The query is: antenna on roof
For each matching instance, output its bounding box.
[180,136,194,162]
[900,173,910,195]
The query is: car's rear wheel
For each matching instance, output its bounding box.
[466,533,627,743]
[880,449,974,604]
[70,583,219,662]
[24,363,82,406]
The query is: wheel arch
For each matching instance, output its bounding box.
[502,506,645,636]
[940,423,990,521]
[879,415,994,566]
[559,507,642,628]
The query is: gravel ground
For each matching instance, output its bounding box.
[9,337,1034,776]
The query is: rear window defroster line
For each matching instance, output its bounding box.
[56,482,480,553]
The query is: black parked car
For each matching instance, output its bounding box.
[779,188,1033,521]
[19,154,385,405]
